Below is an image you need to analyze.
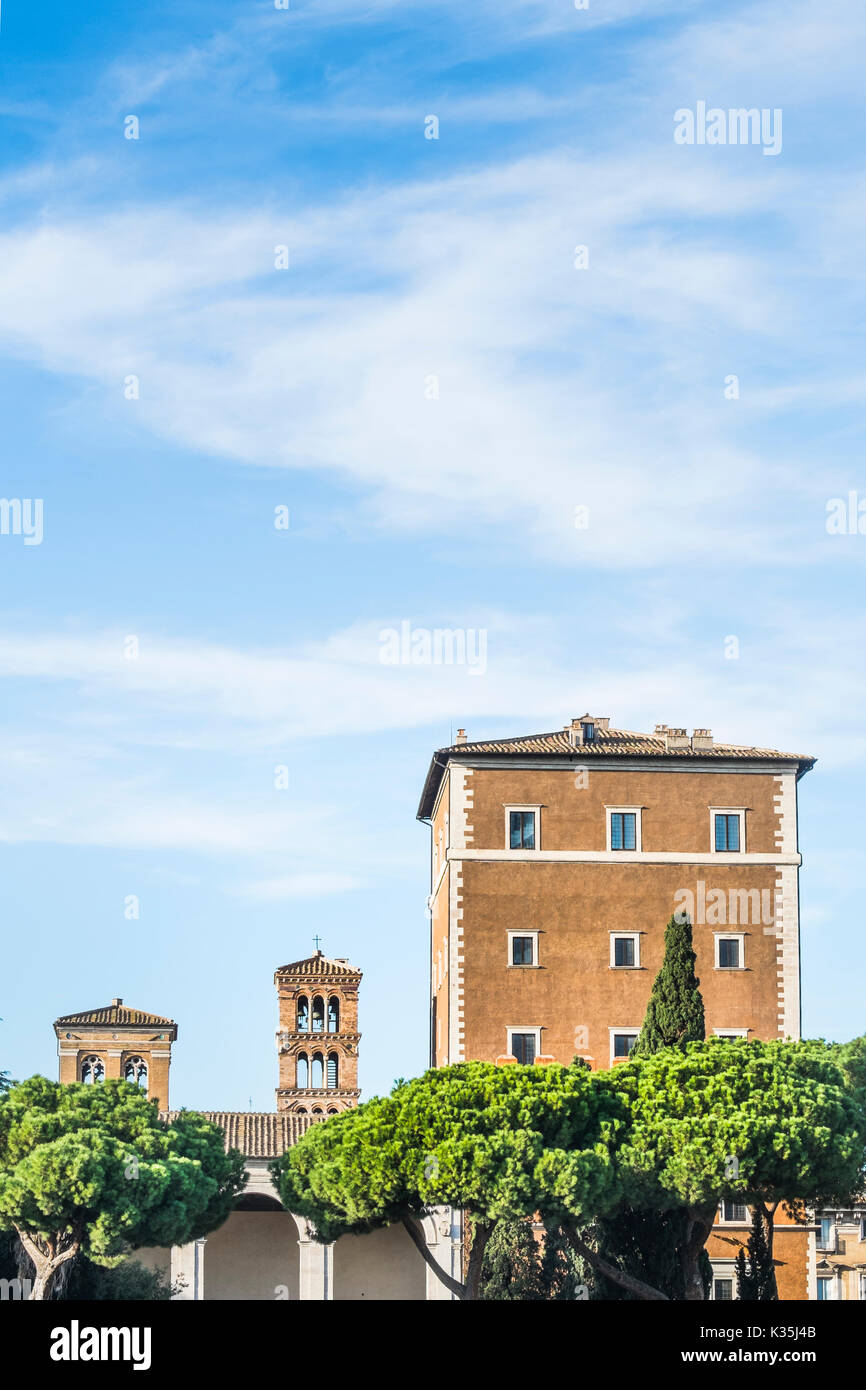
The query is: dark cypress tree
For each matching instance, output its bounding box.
[580,912,709,1298]
[631,913,705,1055]
[735,1209,778,1300]
[479,1219,545,1300]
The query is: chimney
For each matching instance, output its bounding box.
[654,724,668,736]
[112,997,123,1006]
[664,727,689,751]
[454,729,468,745]
[691,728,714,750]
[566,718,584,748]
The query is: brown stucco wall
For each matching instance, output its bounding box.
[459,858,781,1066]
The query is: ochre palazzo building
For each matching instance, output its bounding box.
[418,714,821,1300]
[418,715,814,1071]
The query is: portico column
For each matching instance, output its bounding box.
[170,1237,207,1300]
[425,1208,460,1301]
[297,1218,333,1300]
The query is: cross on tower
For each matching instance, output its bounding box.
[313,934,322,953]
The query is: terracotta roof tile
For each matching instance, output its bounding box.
[161,1111,312,1158]
[417,722,816,818]
[54,1004,177,1030]
[275,952,361,979]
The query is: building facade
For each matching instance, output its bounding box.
[53,960,459,1300]
[418,714,820,1299]
[418,715,814,1070]
[274,952,361,1115]
[54,999,177,1111]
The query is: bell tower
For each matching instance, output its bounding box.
[274,951,361,1115]
[54,999,177,1111]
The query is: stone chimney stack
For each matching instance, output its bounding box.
[691,728,714,750]
[664,727,689,751]
[454,728,468,745]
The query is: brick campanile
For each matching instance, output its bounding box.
[274,952,362,1116]
[54,999,177,1110]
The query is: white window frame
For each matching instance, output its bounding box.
[605,806,642,852]
[507,930,540,968]
[719,1200,749,1226]
[507,1026,542,1063]
[609,932,641,969]
[817,1215,835,1251]
[710,807,746,854]
[714,932,746,970]
[709,1261,737,1301]
[816,1275,836,1302]
[504,805,541,851]
[713,1028,748,1040]
[609,1027,640,1065]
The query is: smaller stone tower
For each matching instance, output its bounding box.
[274,952,361,1115]
[54,999,177,1110]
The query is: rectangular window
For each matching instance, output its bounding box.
[714,813,741,852]
[718,938,740,969]
[722,1201,748,1224]
[509,810,536,850]
[511,1032,537,1065]
[817,1277,833,1302]
[612,1032,638,1059]
[610,812,636,851]
[818,1216,834,1250]
[511,935,535,967]
[713,1278,733,1302]
[614,937,635,968]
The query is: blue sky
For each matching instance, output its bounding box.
[2,0,865,1108]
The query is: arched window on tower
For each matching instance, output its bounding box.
[311,996,324,1032]
[124,1056,148,1091]
[81,1056,105,1084]
[327,1107,338,1115]
[327,1052,338,1089]
[296,1053,309,1089]
[297,996,309,1031]
[327,996,339,1031]
[311,1053,324,1088]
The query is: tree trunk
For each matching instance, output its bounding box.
[401,1215,465,1299]
[565,1227,669,1300]
[464,1219,493,1300]
[679,1208,715,1301]
[16,1228,79,1302]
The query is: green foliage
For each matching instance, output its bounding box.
[735,1208,777,1301]
[271,1061,626,1242]
[480,1218,583,1300]
[631,914,705,1056]
[538,1222,584,1299]
[611,1038,866,1214]
[593,913,706,1294]
[479,1218,546,1300]
[64,1256,173,1301]
[0,1077,246,1274]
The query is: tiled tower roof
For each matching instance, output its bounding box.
[274,952,361,979]
[54,1002,177,1031]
